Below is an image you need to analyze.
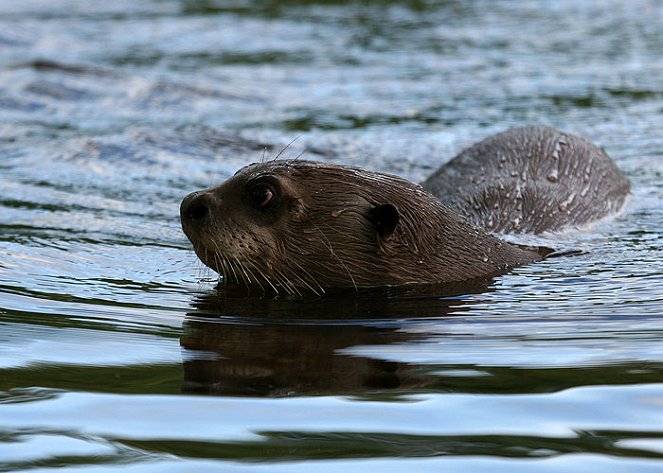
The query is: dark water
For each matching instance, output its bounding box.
[1,0,663,471]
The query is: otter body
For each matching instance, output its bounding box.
[422,126,630,234]
[180,126,630,295]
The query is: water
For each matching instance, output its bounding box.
[1,0,662,471]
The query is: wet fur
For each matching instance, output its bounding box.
[423,126,630,234]
[181,126,630,295]
[182,161,544,295]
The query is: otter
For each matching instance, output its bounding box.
[180,126,630,296]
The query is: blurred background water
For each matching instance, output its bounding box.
[1,1,662,471]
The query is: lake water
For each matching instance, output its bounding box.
[1,0,662,471]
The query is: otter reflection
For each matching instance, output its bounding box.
[181,283,491,397]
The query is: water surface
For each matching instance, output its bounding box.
[1,0,662,471]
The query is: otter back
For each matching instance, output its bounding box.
[422,126,630,234]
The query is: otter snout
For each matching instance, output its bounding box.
[180,191,213,230]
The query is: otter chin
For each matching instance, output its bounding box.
[180,160,546,296]
[180,126,630,296]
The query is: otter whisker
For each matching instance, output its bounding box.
[209,239,231,284]
[271,266,302,297]
[221,256,230,282]
[311,221,358,291]
[293,145,311,161]
[266,262,300,296]
[192,243,207,280]
[208,239,230,285]
[266,265,291,294]
[232,258,253,287]
[272,136,300,161]
[228,257,242,285]
[289,259,325,296]
[205,246,221,282]
[221,255,234,285]
[241,258,276,296]
[260,273,282,296]
[289,268,322,296]
[242,259,274,295]
[253,268,278,296]
[213,251,224,280]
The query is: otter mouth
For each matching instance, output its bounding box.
[182,215,324,296]
[188,240,290,294]
[188,239,221,274]
[189,237,258,288]
[180,190,225,275]
[183,226,251,283]
[180,189,288,293]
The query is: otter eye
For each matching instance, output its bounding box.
[249,183,275,209]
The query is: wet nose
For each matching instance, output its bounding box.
[180,191,213,226]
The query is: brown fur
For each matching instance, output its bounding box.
[181,160,543,295]
[422,126,630,234]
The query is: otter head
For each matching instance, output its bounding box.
[180,160,541,296]
[179,160,441,295]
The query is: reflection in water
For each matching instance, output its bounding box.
[180,286,484,396]
[181,289,663,398]
[181,320,425,396]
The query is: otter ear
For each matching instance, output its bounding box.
[367,203,399,237]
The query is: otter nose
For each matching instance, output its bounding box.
[180,191,213,226]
